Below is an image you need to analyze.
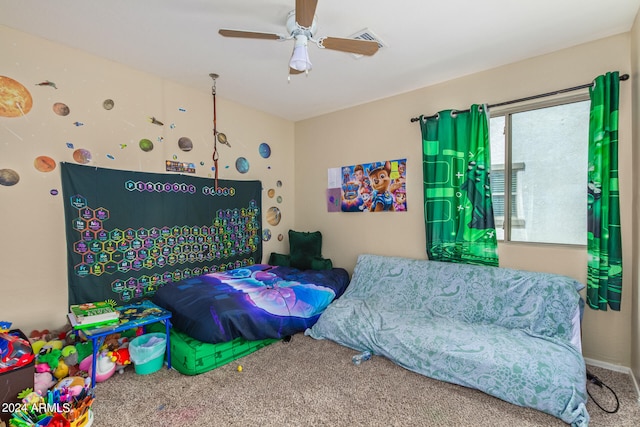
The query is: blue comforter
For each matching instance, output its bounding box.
[306,254,589,426]
[152,264,349,344]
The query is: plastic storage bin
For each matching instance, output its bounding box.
[129,332,166,375]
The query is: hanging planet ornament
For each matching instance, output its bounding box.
[0,168,20,186]
[217,132,230,147]
[139,138,154,152]
[258,142,271,158]
[235,157,249,174]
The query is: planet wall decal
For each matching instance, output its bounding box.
[262,229,272,241]
[0,168,20,186]
[72,149,92,164]
[267,189,275,198]
[139,138,154,152]
[259,142,271,158]
[266,206,281,226]
[103,99,114,110]
[178,137,193,152]
[0,76,33,117]
[53,102,70,116]
[235,157,249,174]
[34,156,56,172]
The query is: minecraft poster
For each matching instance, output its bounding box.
[340,159,406,212]
[61,163,262,305]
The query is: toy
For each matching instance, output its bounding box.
[36,348,61,371]
[79,352,116,383]
[108,347,131,374]
[61,344,78,366]
[52,359,69,379]
[102,333,122,352]
[0,332,34,373]
[54,376,88,398]
[33,372,57,394]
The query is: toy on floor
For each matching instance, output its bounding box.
[0,331,34,373]
[34,371,57,394]
[108,347,132,374]
[54,376,88,398]
[79,352,116,382]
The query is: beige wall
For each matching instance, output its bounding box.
[0,26,295,333]
[295,34,635,367]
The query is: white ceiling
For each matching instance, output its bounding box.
[1,0,639,122]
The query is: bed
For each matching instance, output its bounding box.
[151,263,350,345]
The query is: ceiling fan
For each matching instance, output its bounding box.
[218,0,379,76]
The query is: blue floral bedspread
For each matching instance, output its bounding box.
[306,254,589,426]
[152,264,349,344]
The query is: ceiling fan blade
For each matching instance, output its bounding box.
[289,68,305,75]
[218,29,282,40]
[296,0,318,28]
[320,37,379,56]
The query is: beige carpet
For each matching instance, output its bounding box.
[92,334,639,426]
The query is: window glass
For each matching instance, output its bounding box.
[489,100,589,245]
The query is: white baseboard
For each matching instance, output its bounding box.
[585,357,640,404]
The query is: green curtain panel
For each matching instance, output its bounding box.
[420,105,498,266]
[587,72,623,311]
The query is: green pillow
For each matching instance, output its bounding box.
[289,230,322,270]
[268,252,290,267]
[310,257,333,271]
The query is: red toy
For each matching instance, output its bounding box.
[0,332,34,373]
[108,347,132,374]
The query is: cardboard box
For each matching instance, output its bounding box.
[0,329,35,423]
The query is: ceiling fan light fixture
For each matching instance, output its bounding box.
[289,35,312,71]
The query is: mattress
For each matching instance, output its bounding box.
[147,323,277,375]
[151,264,350,344]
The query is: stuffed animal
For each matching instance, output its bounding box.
[54,376,88,398]
[108,347,131,374]
[61,345,78,366]
[79,352,116,383]
[52,359,69,379]
[33,372,57,394]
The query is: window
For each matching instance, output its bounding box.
[489,97,590,245]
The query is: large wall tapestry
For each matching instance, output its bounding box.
[61,163,262,305]
[340,158,406,212]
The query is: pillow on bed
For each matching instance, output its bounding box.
[289,230,322,270]
[268,252,290,267]
[310,257,333,271]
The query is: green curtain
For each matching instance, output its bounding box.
[420,105,498,266]
[587,72,623,311]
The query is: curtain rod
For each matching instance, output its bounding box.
[410,73,629,123]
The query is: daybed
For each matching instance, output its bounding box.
[151,263,349,374]
[306,254,589,426]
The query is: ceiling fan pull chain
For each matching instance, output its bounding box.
[211,74,220,189]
